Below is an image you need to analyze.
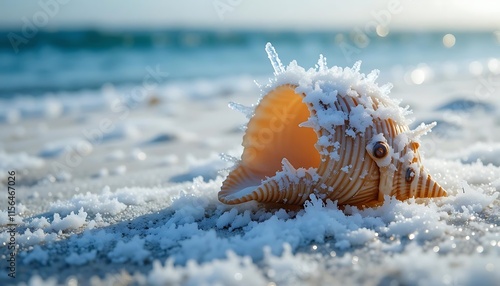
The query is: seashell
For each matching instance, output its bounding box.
[218,43,447,208]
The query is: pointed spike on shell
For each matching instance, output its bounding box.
[219,152,239,164]
[228,101,254,119]
[352,61,362,73]
[265,42,285,76]
[253,79,262,89]
[317,54,328,71]
[415,121,437,135]
[298,119,316,129]
[407,122,437,141]
[281,158,297,174]
[379,83,394,95]
[367,69,380,83]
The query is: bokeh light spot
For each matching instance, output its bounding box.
[443,33,456,48]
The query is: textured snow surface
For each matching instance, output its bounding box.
[2,175,499,285]
[1,45,500,285]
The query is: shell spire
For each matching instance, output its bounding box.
[219,44,447,208]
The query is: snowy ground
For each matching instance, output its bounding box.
[1,58,500,286]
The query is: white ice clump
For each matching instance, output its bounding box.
[108,235,150,264]
[23,246,50,266]
[17,229,55,246]
[49,186,165,216]
[50,188,127,216]
[347,105,373,136]
[50,208,88,232]
[262,243,321,284]
[65,250,97,266]
[148,252,267,286]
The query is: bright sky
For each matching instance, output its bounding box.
[0,0,499,31]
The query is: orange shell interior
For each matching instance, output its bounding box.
[238,84,320,184]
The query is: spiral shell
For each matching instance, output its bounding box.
[218,43,446,208]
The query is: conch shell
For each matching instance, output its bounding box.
[218,43,446,208]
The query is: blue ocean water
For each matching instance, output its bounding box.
[0,29,498,97]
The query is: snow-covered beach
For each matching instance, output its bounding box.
[1,29,500,285]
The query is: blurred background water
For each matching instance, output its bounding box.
[0,0,499,98]
[0,29,499,97]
